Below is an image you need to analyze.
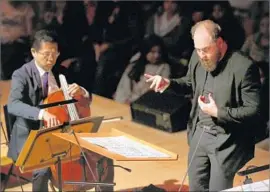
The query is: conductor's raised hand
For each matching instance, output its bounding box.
[144,74,170,93]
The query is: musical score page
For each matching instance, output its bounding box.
[81,136,170,158]
[222,179,269,191]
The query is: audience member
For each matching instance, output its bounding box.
[92,1,144,98]
[0,0,34,43]
[114,35,171,104]
[256,61,269,143]
[241,14,269,63]
[0,0,34,79]
[56,1,97,94]
[145,0,191,62]
[209,1,245,50]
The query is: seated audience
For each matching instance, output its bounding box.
[0,0,34,43]
[241,13,269,63]
[0,0,34,79]
[209,1,245,50]
[92,1,144,98]
[145,0,191,62]
[114,35,171,104]
[256,61,269,143]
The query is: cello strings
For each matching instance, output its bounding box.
[59,75,79,120]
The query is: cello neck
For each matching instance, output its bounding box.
[59,74,80,121]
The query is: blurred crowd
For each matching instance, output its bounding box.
[0,0,269,113]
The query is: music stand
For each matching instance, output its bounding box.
[16,116,104,191]
[237,164,269,176]
[15,99,104,191]
[237,164,270,185]
[53,129,178,191]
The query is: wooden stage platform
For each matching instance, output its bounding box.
[0,80,269,191]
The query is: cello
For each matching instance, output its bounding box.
[43,74,112,191]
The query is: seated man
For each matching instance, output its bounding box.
[7,29,91,191]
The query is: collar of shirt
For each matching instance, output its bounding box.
[34,61,59,94]
[34,61,89,99]
[34,61,52,77]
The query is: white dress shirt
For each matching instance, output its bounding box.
[35,62,89,120]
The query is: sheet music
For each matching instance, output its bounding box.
[222,179,269,191]
[81,136,170,158]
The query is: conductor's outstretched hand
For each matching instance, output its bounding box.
[144,74,170,93]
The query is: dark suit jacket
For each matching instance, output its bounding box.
[7,60,74,161]
[167,50,261,176]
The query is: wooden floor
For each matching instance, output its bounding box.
[0,80,269,191]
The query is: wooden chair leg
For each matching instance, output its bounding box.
[1,164,33,191]
[0,122,8,145]
[1,164,14,191]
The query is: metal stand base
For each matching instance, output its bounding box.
[56,156,63,192]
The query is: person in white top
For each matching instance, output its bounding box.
[114,34,171,104]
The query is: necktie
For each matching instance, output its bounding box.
[42,72,49,98]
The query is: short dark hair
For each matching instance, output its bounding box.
[32,30,58,50]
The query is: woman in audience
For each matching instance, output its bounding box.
[114,35,171,104]
[91,1,144,99]
[241,13,269,63]
[187,2,212,25]
[0,0,34,43]
[57,1,97,94]
[145,0,191,62]
[0,0,34,79]
[209,1,245,50]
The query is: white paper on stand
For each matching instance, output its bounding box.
[81,136,170,158]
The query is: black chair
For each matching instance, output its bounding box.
[1,105,31,191]
[3,104,16,142]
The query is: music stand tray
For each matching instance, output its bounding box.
[53,128,178,161]
[15,116,104,173]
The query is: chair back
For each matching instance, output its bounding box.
[3,105,15,142]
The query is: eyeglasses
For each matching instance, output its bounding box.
[195,42,216,54]
[37,51,60,59]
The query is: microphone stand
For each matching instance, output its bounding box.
[64,129,115,191]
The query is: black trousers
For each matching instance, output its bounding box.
[188,128,235,191]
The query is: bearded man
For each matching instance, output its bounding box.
[145,20,261,191]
